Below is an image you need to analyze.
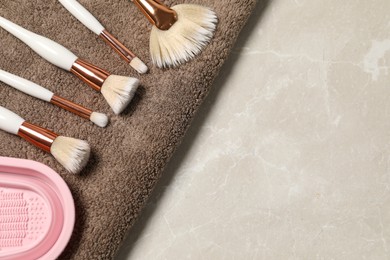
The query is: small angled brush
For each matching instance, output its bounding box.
[0,69,108,127]
[0,16,139,115]
[0,106,90,174]
[59,0,148,74]
[131,0,218,68]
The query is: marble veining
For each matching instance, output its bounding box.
[364,40,390,81]
[117,0,390,259]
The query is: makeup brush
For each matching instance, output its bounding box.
[0,16,139,115]
[131,0,218,68]
[0,69,109,127]
[58,0,148,74]
[0,106,90,174]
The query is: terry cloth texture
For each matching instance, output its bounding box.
[0,0,257,259]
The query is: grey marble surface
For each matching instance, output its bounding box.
[117,0,390,259]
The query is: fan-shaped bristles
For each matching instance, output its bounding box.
[150,4,218,68]
[101,75,140,115]
[51,136,91,174]
[130,57,148,74]
[90,112,109,128]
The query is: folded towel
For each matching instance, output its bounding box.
[0,0,258,258]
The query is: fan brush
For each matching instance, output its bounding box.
[132,0,218,68]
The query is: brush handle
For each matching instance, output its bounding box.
[0,16,78,71]
[59,0,139,65]
[59,0,104,35]
[0,106,25,135]
[0,69,54,102]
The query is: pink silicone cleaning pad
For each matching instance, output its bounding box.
[0,157,75,260]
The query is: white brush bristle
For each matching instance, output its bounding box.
[101,75,139,115]
[51,136,91,174]
[130,57,148,74]
[90,112,109,127]
[150,4,218,68]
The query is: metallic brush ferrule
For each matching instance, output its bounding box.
[17,122,58,153]
[70,59,110,92]
[133,0,178,30]
[50,95,92,120]
[100,30,136,63]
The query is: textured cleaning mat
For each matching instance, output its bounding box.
[0,0,257,259]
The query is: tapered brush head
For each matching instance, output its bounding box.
[150,4,218,68]
[90,112,109,127]
[130,57,148,74]
[51,136,90,174]
[101,75,140,115]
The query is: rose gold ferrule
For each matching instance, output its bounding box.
[70,59,110,92]
[50,95,92,120]
[100,30,136,63]
[17,122,58,153]
[133,0,178,30]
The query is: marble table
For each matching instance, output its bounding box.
[117,0,390,259]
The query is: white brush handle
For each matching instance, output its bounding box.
[0,69,54,102]
[0,16,78,71]
[0,106,25,135]
[59,0,105,35]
